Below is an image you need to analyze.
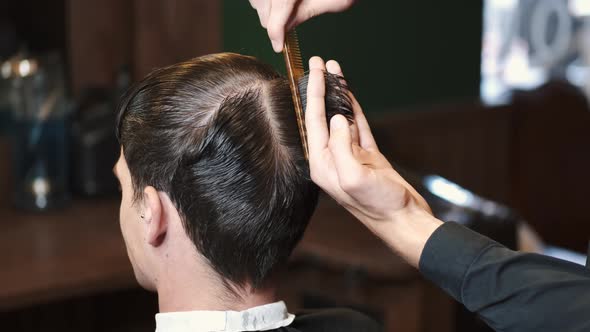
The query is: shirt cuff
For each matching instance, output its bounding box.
[418,221,498,302]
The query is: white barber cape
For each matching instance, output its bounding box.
[155,301,295,332]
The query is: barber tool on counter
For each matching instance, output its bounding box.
[3,52,70,211]
[69,65,129,197]
[69,86,120,197]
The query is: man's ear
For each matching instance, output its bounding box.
[143,186,167,247]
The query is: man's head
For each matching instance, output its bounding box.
[114,53,352,294]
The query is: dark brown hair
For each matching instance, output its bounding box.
[116,53,352,288]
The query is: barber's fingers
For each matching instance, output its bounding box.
[309,56,326,72]
[350,96,378,151]
[306,57,330,160]
[267,0,299,52]
[250,0,270,28]
[326,60,344,77]
[294,0,357,26]
[266,0,356,52]
[325,60,360,145]
[329,115,366,193]
[325,59,377,151]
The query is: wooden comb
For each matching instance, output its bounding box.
[282,29,309,160]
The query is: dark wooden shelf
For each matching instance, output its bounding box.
[0,199,137,311]
[0,194,415,312]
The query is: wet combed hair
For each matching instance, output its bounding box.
[115,53,353,289]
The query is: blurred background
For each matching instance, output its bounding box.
[0,1,589,331]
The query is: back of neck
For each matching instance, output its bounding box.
[157,275,277,313]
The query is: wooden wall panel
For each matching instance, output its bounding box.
[510,83,590,251]
[369,85,590,252]
[133,0,221,78]
[67,0,133,96]
[68,0,221,95]
[370,105,514,205]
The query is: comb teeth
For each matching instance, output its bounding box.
[283,28,308,160]
[285,30,304,72]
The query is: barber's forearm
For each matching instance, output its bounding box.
[361,207,443,268]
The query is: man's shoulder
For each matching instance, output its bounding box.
[288,308,382,332]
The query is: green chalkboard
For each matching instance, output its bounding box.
[223,1,483,112]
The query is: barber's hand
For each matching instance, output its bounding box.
[249,0,355,52]
[305,56,431,226]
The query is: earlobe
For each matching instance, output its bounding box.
[143,186,167,247]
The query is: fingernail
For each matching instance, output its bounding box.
[272,40,282,52]
[331,115,346,129]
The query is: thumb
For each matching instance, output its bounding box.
[328,115,364,191]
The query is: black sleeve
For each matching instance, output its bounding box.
[419,222,590,332]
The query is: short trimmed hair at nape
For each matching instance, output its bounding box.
[116,53,353,289]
